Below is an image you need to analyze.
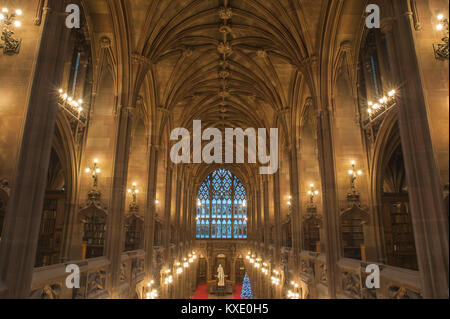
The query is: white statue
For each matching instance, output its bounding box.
[217,264,225,287]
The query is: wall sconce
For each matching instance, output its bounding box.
[183,258,189,268]
[287,281,300,299]
[261,262,269,275]
[163,269,173,285]
[348,161,362,193]
[143,280,158,299]
[128,182,139,211]
[307,184,319,205]
[271,269,281,286]
[85,159,100,188]
[0,7,22,54]
[286,195,293,213]
[434,14,449,60]
[254,257,262,269]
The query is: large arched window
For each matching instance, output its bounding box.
[196,169,247,239]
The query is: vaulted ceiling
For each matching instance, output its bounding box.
[85,0,330,131]
[82,0,366,187]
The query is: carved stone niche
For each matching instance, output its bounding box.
[340,204,369,260]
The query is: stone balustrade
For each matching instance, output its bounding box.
[29,250,145,299]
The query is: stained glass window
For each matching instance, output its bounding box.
[196,169,247,239]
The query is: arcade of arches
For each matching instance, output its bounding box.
[0,0,448,299]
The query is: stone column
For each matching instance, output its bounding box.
[289,146,302,260]
[249,189,255,241]
[174,176,182,250]
[144,144,159,285]
[256,187,262,251]
[0,0,71,298]
[262,177,270,256]
[105,106,135,298]
[163,166,173,262]
[317,108,341,299]
[384,1,449,298]
[272,172,282,263]
[181,179,189,244]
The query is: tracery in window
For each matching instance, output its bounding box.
[196,169,247,239]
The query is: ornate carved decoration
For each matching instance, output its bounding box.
[319,263,327,283]
[30,283,62,299]
[120,263,127,282]
[300,259,314,276]
[0,178,10,197]
[0,10,22,54]
[341,271,361,298]
[257,49,267,59]
[100,36,112,48]
[79,189,107,213]
[388,285,423,299]
[182,46,193,58]
[217,42,232,56]
[219,7,233,20]
[87,270,107,297]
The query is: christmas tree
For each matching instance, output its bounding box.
[240,273,254,299]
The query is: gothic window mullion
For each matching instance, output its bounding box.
[196,169,247,241]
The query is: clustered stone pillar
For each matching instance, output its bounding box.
[0,0,71,298]
[384,0,449,299]
[273,172,282,263]
[163,166,173,262]
[317,107,341,299]
[144,144,159,286]
[289,146,302,262]
[105,106,135,298]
